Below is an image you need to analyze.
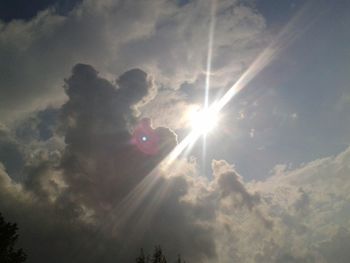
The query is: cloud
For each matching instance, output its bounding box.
[1,63,219,262]
[1,61,350,263]
[0,125,25,181]
[318,227,350,263]
[212,159,260,210]
[1,1,349,262]
[0,0,267,123]
[60,63,178,211]
[248,146,350,262]
[0,62,274,263]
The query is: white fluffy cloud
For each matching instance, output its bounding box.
[248,146,350,262]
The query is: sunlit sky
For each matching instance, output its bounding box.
[0,1,350,263]
[157,0,350,180]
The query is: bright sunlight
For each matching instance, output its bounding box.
[189,107,219,135]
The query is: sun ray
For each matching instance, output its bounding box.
[204,0,217,110]
[164,0,318,164]
[202,0,217,176]
[87,2,321,257]
[61,3,330,262]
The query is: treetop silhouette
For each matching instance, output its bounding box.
[0,212,26,263]
[136,246,186,263]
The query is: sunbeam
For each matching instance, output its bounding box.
[189,107,219,135]
[79,1,322,259]
[202,0,217,177]
[165,0,317,164]
[0,0,345,262]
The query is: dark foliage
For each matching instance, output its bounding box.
[136,246,186,263]
[0,213,26,263]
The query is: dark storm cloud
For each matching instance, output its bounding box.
[60,64,177,209]
[56,64,218,261]
[117,68,150,105]
[0,64,217,263]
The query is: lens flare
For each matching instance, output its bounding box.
[131,118,160,155]
[189,107,219,135]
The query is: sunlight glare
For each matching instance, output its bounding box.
[189,107,219,135]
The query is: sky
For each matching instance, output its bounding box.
[0,0,350,262]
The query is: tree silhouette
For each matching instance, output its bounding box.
[0,213,26,263]
[136,248,147,263]
[136,246,185,263]
[151,246,167,263]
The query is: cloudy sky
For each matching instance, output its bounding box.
[0,0,350,262]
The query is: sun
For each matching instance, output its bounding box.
[189,107,219,135]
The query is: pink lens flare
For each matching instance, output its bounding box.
[131,118,160,155]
